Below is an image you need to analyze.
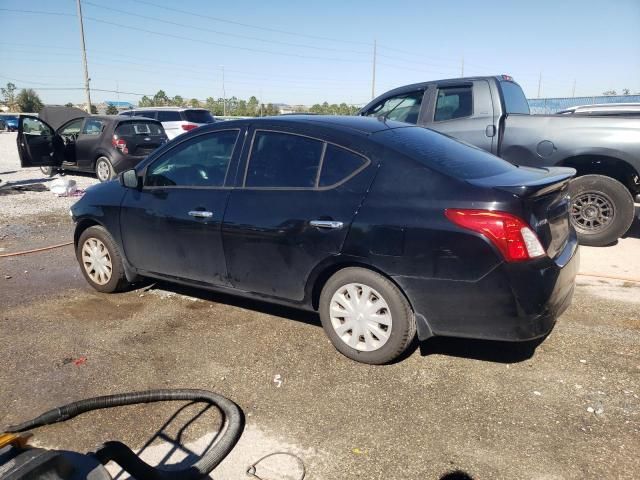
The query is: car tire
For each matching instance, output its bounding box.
[568,174,635,246]
[76,225,130,293]
[319,267,416,364]
[95,156,115,182]
[40,166,56,177]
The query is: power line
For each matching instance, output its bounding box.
[83,1,370,55]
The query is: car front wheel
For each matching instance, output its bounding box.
[569,174,635,246]
[319,267,416,364]
[95,156,115,182]
[76,225,130,293]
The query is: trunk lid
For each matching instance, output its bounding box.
[115,120,168,157]
[469,166,575,258]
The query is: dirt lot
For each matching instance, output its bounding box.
[1,132,639,479]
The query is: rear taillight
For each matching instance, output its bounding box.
[445,209,545,262]
[112,135,128,154]
[181,123,198,131]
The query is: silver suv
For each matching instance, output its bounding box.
[122,107,215,139]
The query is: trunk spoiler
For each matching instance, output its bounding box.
[468,166,576,198]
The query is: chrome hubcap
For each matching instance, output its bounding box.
[82,238,112,285]
[97,160,110,181]
[329,283,392,352]
[570,192,614,232]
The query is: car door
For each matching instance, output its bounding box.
[119,128,243,285]
[16,116,64,168]
[221,127,375,301]
[423,80,497,153]
[74,118,106,168]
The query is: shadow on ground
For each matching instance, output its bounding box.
[146,280,541,365]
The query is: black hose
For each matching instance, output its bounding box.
[5,389,244,480]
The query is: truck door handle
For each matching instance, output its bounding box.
[485,125,496,137]
[310,220,343,229]
[188,210,213,218]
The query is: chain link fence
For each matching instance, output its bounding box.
[527,95,640,114]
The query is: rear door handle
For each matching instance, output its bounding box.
[310,220,343,229]
[188,210,213,218]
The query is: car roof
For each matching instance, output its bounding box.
[213,115,410,135]
[132,107,209,111]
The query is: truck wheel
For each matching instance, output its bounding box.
[569,174,635,246]
[319,267,416,364]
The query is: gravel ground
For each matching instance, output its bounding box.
[0,132,98,220]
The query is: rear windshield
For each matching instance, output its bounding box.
[116,121,165,137]
[500,81,530,114]
[183,110,215,124]
[377,126,517,180]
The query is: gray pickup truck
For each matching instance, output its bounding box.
[359,75,639,246]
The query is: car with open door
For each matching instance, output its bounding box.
[17,106,168,182]
[69,115,579,364]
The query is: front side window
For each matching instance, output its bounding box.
[146,130,239,187]
[245,131,323,188]
[81,119,105,135]
[59,118,83,136]
[23,117,52,135]
[364,90,424,124]
[434,86,473,121]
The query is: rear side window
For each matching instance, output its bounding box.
[378,127,517,180]
[434,86,473,121]
[183,110,215,124]
[319,145,367,187]
[157,110,182,122]
[246,131,323,188]
[134,110,157,119]
[81,119,105,135]
[116,121,164,137]
[501,81,530,114]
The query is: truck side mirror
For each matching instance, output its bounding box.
[120,169,140,189]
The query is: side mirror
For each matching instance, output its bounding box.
[120,169,141,189]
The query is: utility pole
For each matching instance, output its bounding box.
[371,39,376,100]
[219,65,226,116]
[461,55,464,77]
[76,0,92,113]
[571,79,576,97]
[537,71,542,98]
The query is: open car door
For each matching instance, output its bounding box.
[17,116,64,168]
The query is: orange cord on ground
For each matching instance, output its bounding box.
[1,243,640,284]
[0,241,73,258]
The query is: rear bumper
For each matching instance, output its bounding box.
[112,155,147,174]
[394,233,580,342]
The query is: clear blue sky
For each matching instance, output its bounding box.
[1,0,639,106]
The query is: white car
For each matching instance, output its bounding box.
[121,107,216,139]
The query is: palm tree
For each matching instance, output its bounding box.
[16,88,44,113]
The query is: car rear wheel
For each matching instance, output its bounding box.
[76,226,129,293]
[95,156,115,182]
[568,175,635,246]
[39,166,56,177]
[319,267,416,364]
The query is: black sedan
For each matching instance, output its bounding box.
[17,106,167,182]
[63,116,578,364]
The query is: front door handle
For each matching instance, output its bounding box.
[188,210,213,218]
[310,220,343,229]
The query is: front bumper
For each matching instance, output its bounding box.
[394,234,580,342]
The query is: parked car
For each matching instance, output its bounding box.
[24,115,579,364]
[556,103,640,117]
[2,115,19,131]
[121,107,215,140]
[359,75,640,246]
[17,106,168,182]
